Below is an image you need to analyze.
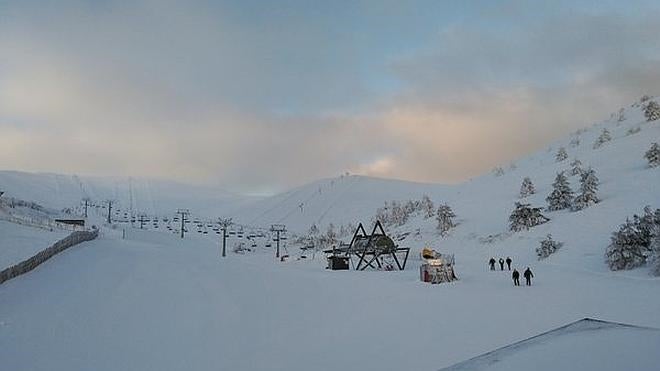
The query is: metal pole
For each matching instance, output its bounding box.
[276,230,280,258]
[107,200,113,224]
[177,209,189,239]
[270,224,286,259]
[222,227,227,257]
[219,218,232,258]
[83,198,89,218]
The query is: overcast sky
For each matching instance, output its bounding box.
[1,0,659,194]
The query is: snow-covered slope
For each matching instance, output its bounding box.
[379,97,660,275]
[441,318,660,371]
[0,171,258,218]
[232,175,452,232]
[0,219,69,269]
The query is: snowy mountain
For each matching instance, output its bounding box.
[0,171,258,218]
[230,97,660,271]
[231,174,453,232]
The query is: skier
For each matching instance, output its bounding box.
[489,258,496,271]
[512,269,520,286]
[499,258,505,271]
[524,267,534,286]
[506,257,512,270]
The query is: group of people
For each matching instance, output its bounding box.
[489,257,512,271]
[488,257,534,286]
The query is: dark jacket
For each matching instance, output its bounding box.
[524,269,534,278]
[512,270,520,279]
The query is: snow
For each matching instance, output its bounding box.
[0,219,68,269]
[442,319,660,371]
[0,98,659,370]
[0,171,258,218]
[0,228,659,370]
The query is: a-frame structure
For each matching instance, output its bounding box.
[348,221,410,271]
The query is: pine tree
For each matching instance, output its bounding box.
[546,172,574,211]
[509,202,550,232]
[644,101,660,122]
[420,195,435,218]
[593,128,612,149]
[537,234,563,260]
[605,218,649,270]
[569,158,583,176]
[644,142,660,168]
[605,207,660,271]
[555,147,568,162]
[572,167,599,211]
[436,203,457,236]
[519,177,536,198]
[493,167,505,177]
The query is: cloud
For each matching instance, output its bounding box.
[1,1,659,193]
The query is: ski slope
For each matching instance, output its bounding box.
[232,175,452,232]
[0,227,659,371]
[0,219,68,269]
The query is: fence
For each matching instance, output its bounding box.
[0,228,99,285]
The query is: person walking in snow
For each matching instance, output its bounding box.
[489,258,496,271]
[506,257,512,270]
[499,258,505,271]
[524,267,534,286]
[512,269,520,286]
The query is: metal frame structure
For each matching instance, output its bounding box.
[348,221,410,271]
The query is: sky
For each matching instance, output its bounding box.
[1,0,659,194]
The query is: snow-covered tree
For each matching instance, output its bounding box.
[644,101,660,122]
[309,224,319,236]
[326,223,337,242]
[420,195,435,218]
[572,167,599,211]
[616,107,625,123]
[593,128,612,149]
[644,142,660,168]
[569,136,581,148]
[626,126,641,136]
[509,202,550,232]
[649,233,660,276]
[519,177,536,198]
[555,147,568,162]
[436,203,457,236]
[640,95,652,103]
[546,172,574,211]
[374,202,390,225]
[493,167,505,177]
[606,218,650,270]
[605,207,660,271]
[537,234,563,260]
[569,158,583,176]
[338,224,347,238]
